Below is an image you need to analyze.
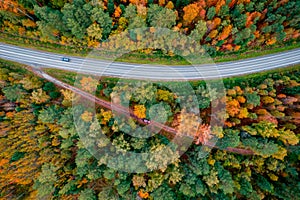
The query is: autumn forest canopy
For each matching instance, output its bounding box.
[0,58,299,199]
[1,0,300,199]
[1,0,300,57]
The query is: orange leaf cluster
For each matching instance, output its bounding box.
[194,124,212,145]
[226,98,240,117]
[133,105,146,119]
[129,0,147,6]
[138,190,149,199]
[215,0,226,13]
[158,0,165,6]
[222,44,233,51]
[207,17,221,31]
[266,37,277,46]
[246,12,262,28]
[114,6,122,18]
[228,0,238,8]
[209,29,218,39]
[0,0,20,13]
[227,89,237,96]
[182,1,206,25]
[77,178,88,188]
[236,96,246,104]
[234,45,241,51]
[206,0,218,7]
[218,25,232,41]
[256,108,268,115]
[237,0,250,4]
[5,111,14,119]
[253,30,260,38]
[0,159,9,167]
[277,94,287,99]
[80,76,98,93]
[165,1,174,9]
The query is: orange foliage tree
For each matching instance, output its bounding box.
[246,12,261,28]
[80,77,98,93]
[0,0,21,13]
[114,6,122,18]
[228,0,238,8]
[218,25,232,40]
[133,104,146,119]
[226,98,240,117]
[206,0,218,7]
[207,17,221,31]
[129,0,147,6]
[215,0,226,13]
[182,1,206,26]
[194,124,212,145]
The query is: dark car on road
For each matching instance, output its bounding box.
[62,57,70,62]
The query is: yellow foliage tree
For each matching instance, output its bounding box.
[60,89,75,106]
[227,89,237,96]
[208,29,218,39]
[175,109,201,137]
[261,96,275,104]
[157,89,173,102]
[22,19,37,28]
[238,107,249,119]
[81,111,93,122]
[165,1,174,9]
[100,109,113,125]
[30,88,50,104]
[271,146,287,160]
[20,76,43,90]
[278,129,299,145]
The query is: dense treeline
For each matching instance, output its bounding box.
[0,0,300,56]
[0,60,299,199]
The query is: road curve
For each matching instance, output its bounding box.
[0,43,300,80]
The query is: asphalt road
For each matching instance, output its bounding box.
[1,43,300,80]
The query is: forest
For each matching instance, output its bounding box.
[0,59,299,199]
[1,0,300,199]
[1,0,300,57]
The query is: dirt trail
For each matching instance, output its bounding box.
[30,67,254,155]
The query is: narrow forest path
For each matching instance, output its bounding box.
[30,67,254,155]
